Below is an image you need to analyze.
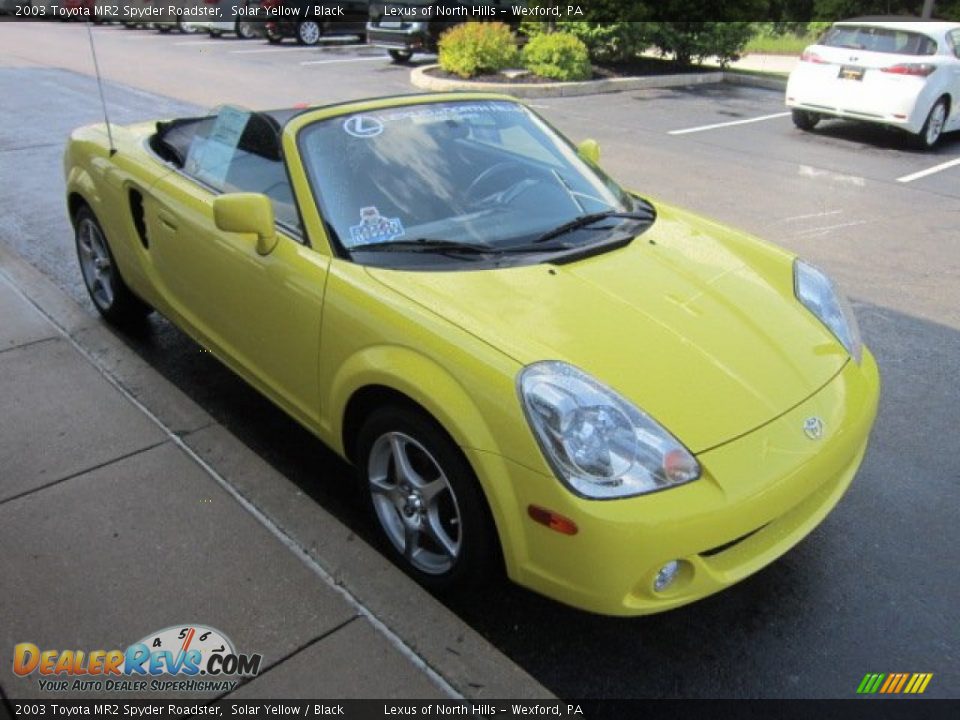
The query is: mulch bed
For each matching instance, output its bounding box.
[425,57,717,84]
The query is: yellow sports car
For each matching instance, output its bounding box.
[65,93,880,615]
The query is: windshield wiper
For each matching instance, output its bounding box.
[529,210,654,246]
[349,238,498,255]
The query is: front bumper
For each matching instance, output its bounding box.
[366,27,430,52]
[472,348,880,616]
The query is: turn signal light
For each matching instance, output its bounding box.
[528,505,578,535]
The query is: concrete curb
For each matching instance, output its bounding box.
[0,241,554,701]
[723,71,789,92]
[411,64,788,97]
[411,64,724,98]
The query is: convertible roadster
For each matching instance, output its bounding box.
[64,93,880,615]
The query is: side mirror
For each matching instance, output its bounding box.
[213,193,278,255]
[577,139,600,165]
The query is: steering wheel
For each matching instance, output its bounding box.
[466,161,529,203]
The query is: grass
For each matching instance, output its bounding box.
[724,67,790,80]
[743,31,819,56]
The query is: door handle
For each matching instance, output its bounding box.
[157,212,178,232]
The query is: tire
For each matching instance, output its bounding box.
[157,25,172,34]
[74,207,151,326]
[913,98,948,150]
[388,49,414,64]
[357,406,499,593]
[792,109,820,132]
[265,24,283,44]
[236,21,256,40]
[296,20,321,46]
[177,18,199,34]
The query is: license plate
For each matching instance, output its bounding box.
[838,65,865,81]
[379,21,402,28]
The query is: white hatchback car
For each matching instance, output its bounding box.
[786,19,960,148]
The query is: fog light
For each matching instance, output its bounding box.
[654,560,680,592]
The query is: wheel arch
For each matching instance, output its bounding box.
[67,191,90,225]
[330,345,519,571]
[331,346,502,464]
[65,166,101,224]
[939,92,952,119]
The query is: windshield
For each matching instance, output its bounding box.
[822,25,937,55]
[297,100,641,257]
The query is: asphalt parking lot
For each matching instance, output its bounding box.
[1,22,958,700]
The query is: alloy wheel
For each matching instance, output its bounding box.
[236,21,256,40]
[298,21,321,46]
[77,217,115,311]
[925,102,946,147]
[367,431,462,575]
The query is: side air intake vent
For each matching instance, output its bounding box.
[129,188,149,249]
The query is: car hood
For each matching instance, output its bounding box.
[366,204,849,453]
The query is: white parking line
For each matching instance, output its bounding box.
[781,210,843,223]
[101,33,175,40]
[668,111,791,136]
[231,46,317,54]
[798,165,866,187]
[795,220,869,238]
[300,56,385,66]
[897,157,960,183]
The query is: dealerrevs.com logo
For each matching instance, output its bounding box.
[13,624,263,693]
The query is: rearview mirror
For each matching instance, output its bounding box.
[577,139,600,165]
[213,193,278,255]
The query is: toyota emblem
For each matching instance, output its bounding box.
[803,416,824,440]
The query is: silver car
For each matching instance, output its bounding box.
[189,0,259,38]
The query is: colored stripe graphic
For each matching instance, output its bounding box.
[857,673,932,694]
[857,673,885,694]
[879,674,896,693]
[906,673,933,694]
[893,673,910,693]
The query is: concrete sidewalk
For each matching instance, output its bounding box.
[0,244,551,702]
[721,53,799,75]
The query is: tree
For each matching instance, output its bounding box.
[643,1,768,67]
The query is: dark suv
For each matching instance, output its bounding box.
[367,0,524,63]
[260,0,370,45]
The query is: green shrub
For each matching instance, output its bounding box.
[556,21,650,64]
[522,32,592,81]
[438,22,520,79]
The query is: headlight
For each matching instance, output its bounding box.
[794,260,862,363]
[518,362,700,499]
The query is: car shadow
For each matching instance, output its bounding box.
[802,119,960,154]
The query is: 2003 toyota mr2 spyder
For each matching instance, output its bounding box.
[65,94,880,615]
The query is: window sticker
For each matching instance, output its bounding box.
[349,207,404,247]
[185,106,250,188]
[343,102,526,135]
[343,115,384,138]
